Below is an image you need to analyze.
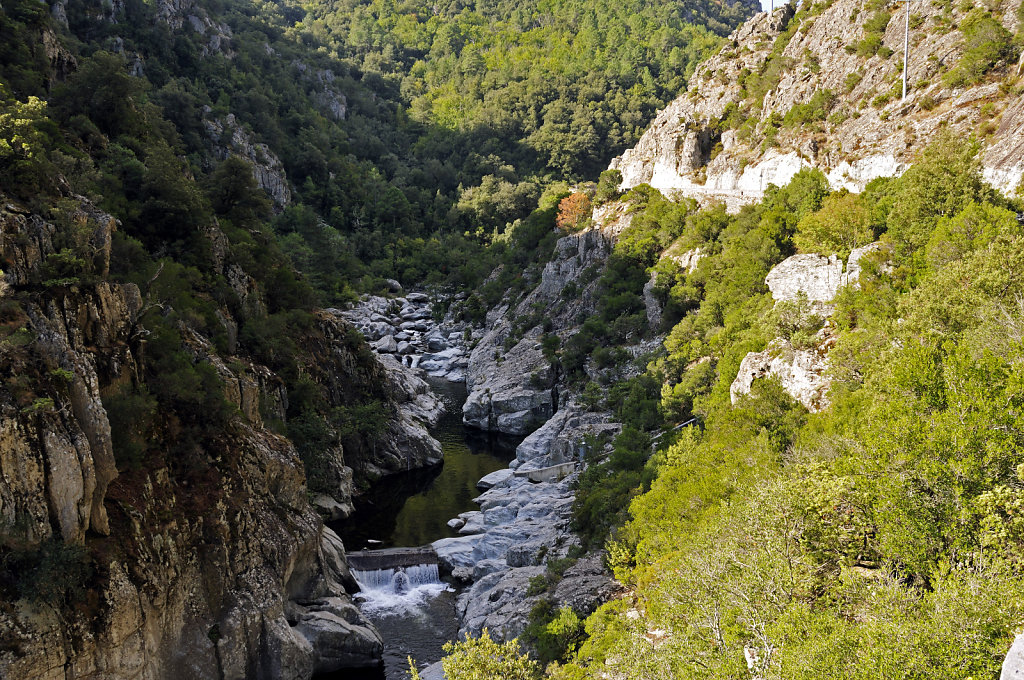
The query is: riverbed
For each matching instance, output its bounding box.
[327,379,518,679]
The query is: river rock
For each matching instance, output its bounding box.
[477,468,513,490]
[419,661,446,680]
[373,335,398,353]
[458,567,546,640]
[397,341,413,355]
[514,406,620,471]
[406,292,430,303]
[447,517,465,530]
[293,598,384,672]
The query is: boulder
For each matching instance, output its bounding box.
[293,598,384,672]
[476,468,513,490]
[764,253,845,304]
[730,338,830,412]
[372,335,397,353]
[419,661,446,680]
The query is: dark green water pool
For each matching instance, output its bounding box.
[333,379,518,550]
[323,379,519,680]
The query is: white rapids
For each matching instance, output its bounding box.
[351,564,450,616]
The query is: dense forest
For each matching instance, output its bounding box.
[2,0,756,304]
[438,132,1024,678]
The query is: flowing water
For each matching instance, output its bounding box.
[324,379,518,679]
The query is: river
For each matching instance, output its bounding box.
[326,379,517,679]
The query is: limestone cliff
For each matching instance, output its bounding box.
[612,0,1024,208]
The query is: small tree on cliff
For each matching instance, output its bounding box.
[556,192,592,232]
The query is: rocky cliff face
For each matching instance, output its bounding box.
[612,0,1024,208]
[729,244,880,411]
[0,193,440,678]
[204,113,292,208]
[462,219,618,436]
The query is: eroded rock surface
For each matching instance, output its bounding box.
[434,405,621,641]
[730,338,831,412]
[0,197,388,679]
[612,2,1024,208]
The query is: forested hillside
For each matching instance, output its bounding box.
[5,0,759,301]
[0,0,763,676]
[429,137,1024,680]
[544,133,1024,678]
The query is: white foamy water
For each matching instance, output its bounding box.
[352,564,451,616]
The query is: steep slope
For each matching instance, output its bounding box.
[613,0,1024,207]
[0,5,445,677]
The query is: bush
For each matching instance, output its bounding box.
[102,384,158,470]
[0,539,92,607]
[942,9,1012,87]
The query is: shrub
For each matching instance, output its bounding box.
[942,9,1012,87]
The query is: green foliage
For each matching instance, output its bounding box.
[0,539,93,607]
[102,384,158,470]
[0,82,54,192]
[854,8,892,57]
[439,630,541,680]
[942,9,1013,87]
[794,189,874,260]
[782,89,835,128]
[566,129,1024,680]
[884,130,997,259]
[524,601,586,665]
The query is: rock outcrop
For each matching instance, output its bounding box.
[0,196,411,678]
[204,113,292,207]
[730,337,831,412]
[729,245,880,411]
[612,2,1024,208]
[434,405,622,641]
[462,217,618,436]
[764,243,879,306]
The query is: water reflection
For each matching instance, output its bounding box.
[333,380,517,550]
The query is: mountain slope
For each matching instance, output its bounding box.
[613,0,1024,208]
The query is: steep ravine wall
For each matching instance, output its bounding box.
[0,196,440,678]
[612,1,1024,209]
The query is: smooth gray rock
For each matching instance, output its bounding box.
[372,335,397,353]
[477,468,513,490]
[1003,633,1024,679]
[294,598,384,672]
[419,661,445,680]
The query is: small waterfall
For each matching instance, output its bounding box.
[351,563,447,616]
[352,564,441,593]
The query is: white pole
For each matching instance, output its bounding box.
[902,0,910,100]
